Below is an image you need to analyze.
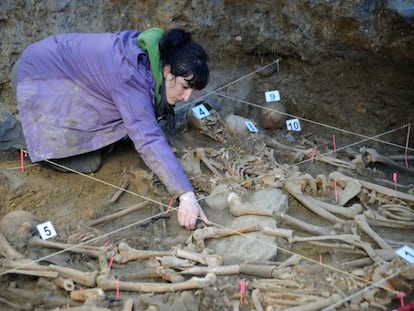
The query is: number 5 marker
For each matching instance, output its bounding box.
[37,221,57,240]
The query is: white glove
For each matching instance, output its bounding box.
[178,191,210,230]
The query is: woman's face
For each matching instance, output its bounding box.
[163,65,194,105]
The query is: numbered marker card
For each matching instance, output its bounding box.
[396,245,414,264]
[244,120,258,133]
[37,221,57,240]
[191,103,210,119]
[265,90,280,102]
[286,118,302,131]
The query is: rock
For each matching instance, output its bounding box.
[207,189,288,264]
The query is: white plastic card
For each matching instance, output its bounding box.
[37,221,57,240]
[396,245,414,264]
[286,118,302,131]
[244,120,258,133]
[191,104,210,119]
[264,90,280,102]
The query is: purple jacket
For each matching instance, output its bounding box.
[16,30,193,196]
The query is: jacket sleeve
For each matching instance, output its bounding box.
[111,77,193,198]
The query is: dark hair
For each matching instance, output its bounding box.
[159,29,209,90]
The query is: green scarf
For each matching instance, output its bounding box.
[137,27,164,105]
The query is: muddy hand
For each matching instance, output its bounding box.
[178,192,211,230]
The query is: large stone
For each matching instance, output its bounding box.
[207,189,288,264]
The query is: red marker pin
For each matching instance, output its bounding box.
[116,278,120,300]
[20,149,25,173]
[239,279,246,305]
[332,134,337,155]
[108,256,114,269]
[393,172,397,191]
[334,179,339,203]
[397,292,406,307]
[311,146,318,163]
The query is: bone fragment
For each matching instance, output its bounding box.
[122,298,135,311]
[114,242,173,264]
[262,226,293,238]
[240,263,291,278]
[54,276,75,291]
[157,255,194,269]
[105,174,130,206]
[194,147,224,178]
[0,296,32,311]
[284,179,345,224]
[175,248,223,267]
[278,254,301,268]
[89,201,151,226]
[0,231,25,259]
[179,264,240,276]
[97,273,217,293]
[252,288,265,311]
[70,288,105,302]
[355,214,393,250]
[282,293,342,311]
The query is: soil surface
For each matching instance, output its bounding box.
[0,56,413,310]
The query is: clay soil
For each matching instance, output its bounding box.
[0,56,413,310]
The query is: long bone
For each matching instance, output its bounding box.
[114,242,173,264]
[192,224,261,251]
[97,272,217,293]
[265,138,356,169]
[363,148,414,174]
[89,201,151,227]
[284,179,346,224]
[194,147,224,178]
[179,264,240,276]
[330,171,414,206]
[282,293,342,311]
[364,209,414,229]
[275,212,341,235]
[354,214,393,250]
[29,236,110,259]
[288,234,384,263]
[119,266,184,283]
[4,253,99,287]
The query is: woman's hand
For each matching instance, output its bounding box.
[178,192,210,230]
